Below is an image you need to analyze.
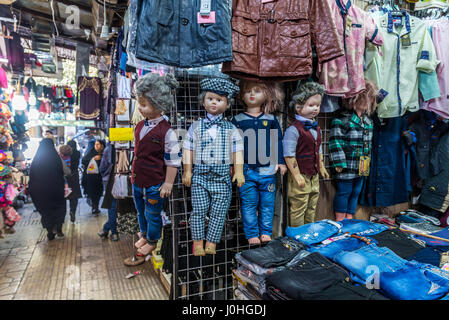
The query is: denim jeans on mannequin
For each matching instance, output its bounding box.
[239,166,276,239]
[103,198,118,235]
[132,183,165,244]
[333,177,364,215]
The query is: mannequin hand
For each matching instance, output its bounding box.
[232,172,245,188]
[159,182,173,198]
[182,171,192,187]
[320,167,330,179]
[295,174,306,189]
[335,167,343,173]
[276,164,288,175]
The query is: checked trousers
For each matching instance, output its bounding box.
[190,171,232,244]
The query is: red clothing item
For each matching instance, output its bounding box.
[131,119,171,188]
[0,67,7,89]
[293,120,322,176]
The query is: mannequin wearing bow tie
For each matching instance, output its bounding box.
[182,79,245,256]
[283,82,329,227]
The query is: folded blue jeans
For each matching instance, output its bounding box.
[285,220,342,246]
[239,166,276,239]
[308,236,373,260]
[333,177,364,215]
[339,219,389,236]
[132,183,165,244]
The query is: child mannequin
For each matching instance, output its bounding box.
[283,81,329,227]
[182,77,245,256]
[231,80,287,244]
[132,72,181,256]
[329,80,377,222]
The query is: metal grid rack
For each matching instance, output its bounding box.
[164,67,339,300]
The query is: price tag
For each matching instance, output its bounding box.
[197,11,216,24]
[401,34,411,47]
[345,16,353,36]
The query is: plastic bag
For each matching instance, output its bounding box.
[86,158,99,174]
[112,174,128,199]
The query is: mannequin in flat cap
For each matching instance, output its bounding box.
[131,73,181,256]
[283,81,329,227]
[182,77,245,256]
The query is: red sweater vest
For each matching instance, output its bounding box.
[131,119,171,188]
[292,120,321,176]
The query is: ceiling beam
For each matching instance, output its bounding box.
[12,4,92,31]
[55,0,92,13]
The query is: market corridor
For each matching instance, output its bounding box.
[0,199,169,300]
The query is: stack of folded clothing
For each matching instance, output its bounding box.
[233,237,306,299]
[265,252,388,300]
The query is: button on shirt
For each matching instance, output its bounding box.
[373,12,438,118]
[139,116,181,167]
[320,0,383,98]
[283,115,323,158]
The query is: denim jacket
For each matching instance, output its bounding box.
[135,0,233,68]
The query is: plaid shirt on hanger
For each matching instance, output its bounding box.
[329,111,374,180]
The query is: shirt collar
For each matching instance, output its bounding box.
[386,11,411,35]
[336,0,352,16]
[295,114,314,123]
[205,113,223,122]
[145,116,164,126]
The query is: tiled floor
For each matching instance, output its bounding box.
[0,198,169,300]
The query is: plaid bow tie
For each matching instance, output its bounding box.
[204,117,223,129]
[304,121,318,131]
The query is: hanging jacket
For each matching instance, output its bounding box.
[221,0,344,81]
[135,0,233,68]
[420,132,449,213]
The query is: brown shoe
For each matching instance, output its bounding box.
[193,240,205,256]
[205,242,216,255]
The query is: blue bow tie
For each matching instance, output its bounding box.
[303,121,318,131]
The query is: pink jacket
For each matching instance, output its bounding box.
[318,0,383,98]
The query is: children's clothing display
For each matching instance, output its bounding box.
[222,0,344,81]
[135,0,233,68]
[319,0,383,98]
[370,12,438,118]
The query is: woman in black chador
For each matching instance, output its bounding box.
[29,138,66,241]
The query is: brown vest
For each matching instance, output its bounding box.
[131,119,171,188]
[293,120,321,176]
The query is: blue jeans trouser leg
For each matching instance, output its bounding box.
[103,198,117,234]
[239,168,276,239]
[132,183,164,243]
[257,174,276,237]
[239,171,259,239]
[334,177,364,215]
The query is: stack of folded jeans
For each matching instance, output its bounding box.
[265,252,388,300]
[233,237,307,299]
[334,243,449,300]
[369,228,425,259]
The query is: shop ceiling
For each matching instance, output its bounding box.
[0,0,127,58]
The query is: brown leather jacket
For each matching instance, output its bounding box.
[222,0,344,81]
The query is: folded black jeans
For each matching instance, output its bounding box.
[369,228,425,259]
[241,237,306,268]
[266,252,349,300]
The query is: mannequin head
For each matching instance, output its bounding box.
[289,81,325,121]
[343,79,378,116]
[199,77,239,116]
[239,80,284,114]
[134,72,179,119]
[294,94,322,120]
[200,91,230,116]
